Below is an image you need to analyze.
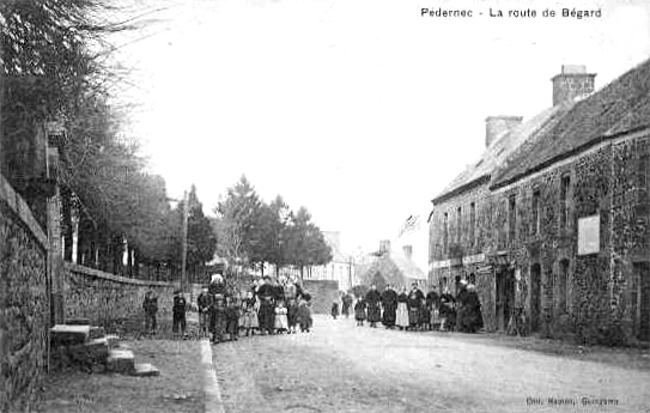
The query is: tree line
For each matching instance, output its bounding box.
[214,176,332,281]
[0,1,331,282]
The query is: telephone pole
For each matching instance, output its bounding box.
[180,190,189,294]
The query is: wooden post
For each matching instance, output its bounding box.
[181,190,189,293]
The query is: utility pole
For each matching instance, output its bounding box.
[180,190,189,294]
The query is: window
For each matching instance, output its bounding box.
[532,190,541,235]
[469,202,476,247]
[456,207,462,245]
[443,212,449,253]
[560,175,571,230]
[508,195,517,242]
[558,259,569,313]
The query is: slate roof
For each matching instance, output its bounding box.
[355,249,426,285]
[432,103,573,205]
[491,58,650,189]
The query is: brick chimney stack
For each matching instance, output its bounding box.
[485,116,523,148]
[402,245,413,260]
[552,65,596,106]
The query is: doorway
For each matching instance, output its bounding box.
[530,263,542,333]
[496,267,515,332]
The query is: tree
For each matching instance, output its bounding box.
[284,206,333,280]
[183,185,217,283]
[214,175,263,270]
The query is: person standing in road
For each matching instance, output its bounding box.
[396,286,409,330]
[331,298,340,320]
[426,286,441,331]
[341,293,353,319]
[354,297,366,326]
[256,276,276,335]
[197,287,213,338]
[381,284,398,329]
[365,285,382,328]
[172,289,187,339]
[143,290,158,335]
[407,282,425,331]
[439,287,456,332]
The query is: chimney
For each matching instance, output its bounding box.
[402,245,413,260]
[379,240,391,256]
[552,65,596,106]
[485,116,523,148]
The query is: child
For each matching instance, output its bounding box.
[296,294,313,333]
[225,296,240,341]
[331,299,340,320]
[172,290,187,339]
[211,295,226,344]
[274,300,289,334]
[287,298,298,334]
[241,291,259,336]
[354,298,366,327]
[197,287,213,338]
[142,290,158,335]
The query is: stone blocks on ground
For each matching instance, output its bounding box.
[107,349,135,374]
[50,325,90,347]
[132,363,161,377]
[67,338,110,365]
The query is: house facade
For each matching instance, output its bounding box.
[356,240,427,290]
[429,62,650,345]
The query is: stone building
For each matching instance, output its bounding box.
[428,61,650,345]
[305,231,355,291]
[356,240,426,290]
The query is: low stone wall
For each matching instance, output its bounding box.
[0,174,49,413]
[63,263,185,328]
[303,280,339,314]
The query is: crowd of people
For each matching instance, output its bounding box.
[142,274,314,343]
[141,276,484,341]
[349,280,484,333]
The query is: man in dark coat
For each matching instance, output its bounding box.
[380,284,398,329]
[460,284,483,333]
[455,280,470,332]
[364,285,382,328]
[256,276,276,335]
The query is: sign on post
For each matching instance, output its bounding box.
[578,215,600,255]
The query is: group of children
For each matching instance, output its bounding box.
[197,285,313,344]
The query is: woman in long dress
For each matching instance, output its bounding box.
[364,285,382,328]
[396,287,409,330]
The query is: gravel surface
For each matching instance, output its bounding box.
[212,315,650,413]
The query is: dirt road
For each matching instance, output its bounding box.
[212,315,650,413]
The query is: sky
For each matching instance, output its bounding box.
[109,0,650,270]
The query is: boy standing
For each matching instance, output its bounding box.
[197,287,213,338]
[172,289,187,339]
[143,290,158,335]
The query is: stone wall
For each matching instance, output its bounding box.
[63,262,180,328]
[0,174,49,413]
[302,280,339,314]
